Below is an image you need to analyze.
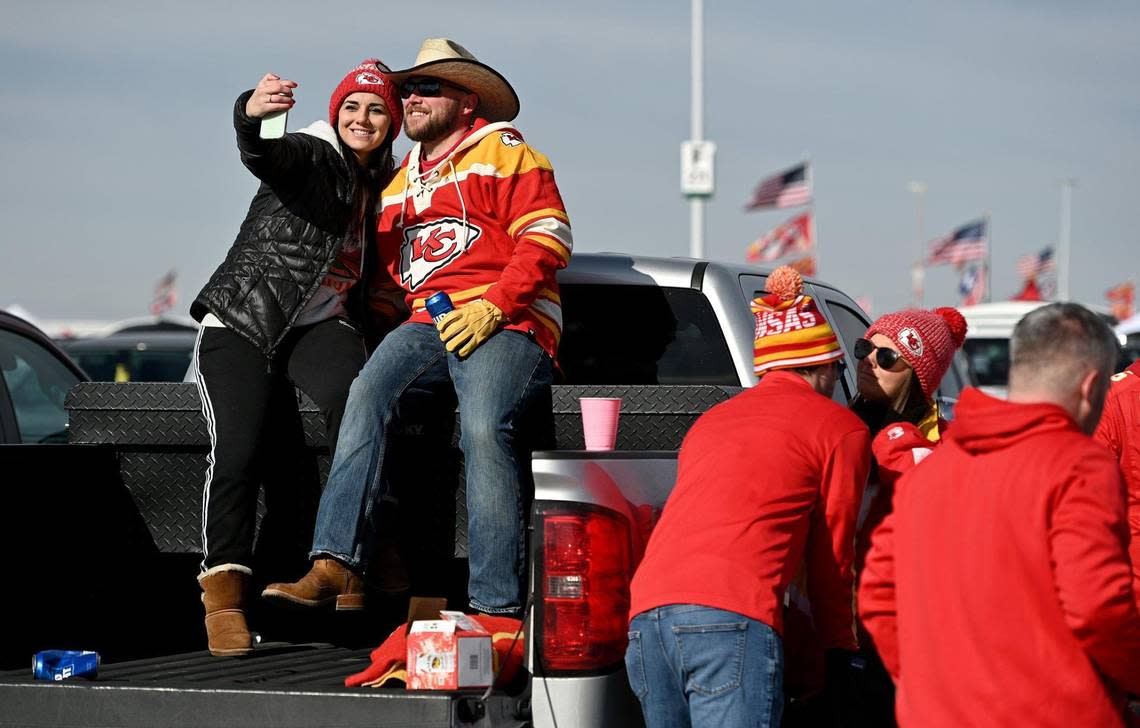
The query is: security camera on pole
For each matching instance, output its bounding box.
[681,0,715,259]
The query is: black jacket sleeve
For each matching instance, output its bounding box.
[233,90,329,187]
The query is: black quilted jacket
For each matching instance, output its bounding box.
[191,90,369,357]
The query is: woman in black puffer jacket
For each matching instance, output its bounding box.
[189,60,405,656]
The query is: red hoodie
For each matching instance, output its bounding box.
[859,388,1140,727]
[630,371,870,650]
[1094,360,1140,583]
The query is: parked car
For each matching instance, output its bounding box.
[0,310,88,443]
[59,328,197,383]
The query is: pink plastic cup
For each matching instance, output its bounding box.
[580,397,621,451]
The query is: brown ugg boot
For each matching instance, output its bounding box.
[199,564,253,657]
[261,558,365,610]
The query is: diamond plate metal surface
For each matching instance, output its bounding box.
[67,383,328,448]
[67,383,738,556]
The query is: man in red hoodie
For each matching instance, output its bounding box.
[1094,358,1140,585]
[626,267,870,728]
[860,303,1140,727]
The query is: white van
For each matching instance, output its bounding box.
[958,302,1050,397]
[960,301,1127,397]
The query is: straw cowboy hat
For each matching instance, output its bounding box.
[389,38,520,122]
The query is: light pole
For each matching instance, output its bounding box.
[681,0,714,258]
[908,181,927,307]
[1058,179,1075,301]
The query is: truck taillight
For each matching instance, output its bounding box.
[536,504,632,673]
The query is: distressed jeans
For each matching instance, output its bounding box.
[310,322,553,614]
[627,605,784,728]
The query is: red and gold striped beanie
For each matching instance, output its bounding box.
[752,266,844,376]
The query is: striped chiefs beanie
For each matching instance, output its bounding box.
[866,307,968,398]
[752,266,844,376]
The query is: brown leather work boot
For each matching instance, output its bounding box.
[199,565,253,657]
[261,558,365,610]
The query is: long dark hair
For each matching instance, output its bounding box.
[338,137,397,235]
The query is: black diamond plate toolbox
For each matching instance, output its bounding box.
[66,382,740,555]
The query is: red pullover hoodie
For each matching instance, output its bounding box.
[630,371,870,650]
[1095,360,1140,585]
[859,387,1140,728]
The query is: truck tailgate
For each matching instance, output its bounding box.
[0,643,527,728]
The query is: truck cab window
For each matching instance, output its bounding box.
[819,301,870,404]
[559,284,737,385]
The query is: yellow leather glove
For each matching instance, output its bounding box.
[437,299,505,357]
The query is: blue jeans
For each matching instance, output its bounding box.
[627,605,784,728]
[310,323,553,614]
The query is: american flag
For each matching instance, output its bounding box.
[746,162,812,210]
[149,270,178,315]
[745,212,813,263]
[958,264,985,306]
[925,219,988,267]
[1015,247,1056,280]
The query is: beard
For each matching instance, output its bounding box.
[404,103,461,143]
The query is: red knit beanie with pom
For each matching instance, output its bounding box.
[328,59,403,143]
[866,307,968,398]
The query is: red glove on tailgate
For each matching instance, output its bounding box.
[345,616,526,688]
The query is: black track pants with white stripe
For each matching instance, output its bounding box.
[194,318,366,574]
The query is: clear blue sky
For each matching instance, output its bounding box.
[2,0,1137,320]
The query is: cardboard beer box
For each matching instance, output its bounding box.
[406,610,493,690]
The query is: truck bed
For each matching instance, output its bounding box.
[0,643,528,728]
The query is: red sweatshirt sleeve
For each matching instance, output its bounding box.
[858,505,900,679]
[1093,384,1140,591]
[481,142,572,320]
[871,423,936,492]
[806,427,871,650]
[1050,451,1140,694]
[1093,391,1123,459]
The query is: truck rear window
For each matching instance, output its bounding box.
[558,284,737,385]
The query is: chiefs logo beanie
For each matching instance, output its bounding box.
[751,266,844,376]
[329,59,403,144]
[866,307,968,398]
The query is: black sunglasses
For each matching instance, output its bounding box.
[399,78,465,99]
[853,338,906,370]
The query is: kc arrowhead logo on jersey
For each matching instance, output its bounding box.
[400,218,483,290]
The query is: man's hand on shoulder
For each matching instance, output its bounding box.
[437,299,505,358]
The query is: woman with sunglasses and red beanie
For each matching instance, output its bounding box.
[847,306,967,726]
[188,60,406,657]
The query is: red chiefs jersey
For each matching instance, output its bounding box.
[372,119,572,357]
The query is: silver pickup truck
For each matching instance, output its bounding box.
[0,253,970,727]
[526,253,899,727]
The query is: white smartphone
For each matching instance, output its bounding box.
[259,110,288,139]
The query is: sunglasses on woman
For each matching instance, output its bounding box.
[853,338,907,370]
[399,78,465,99]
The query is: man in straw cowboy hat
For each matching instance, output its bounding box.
[627,267,870,727]
[265,39,572,617]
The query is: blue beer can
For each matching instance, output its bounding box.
[33,650,100,681]
[425,292,454,324]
